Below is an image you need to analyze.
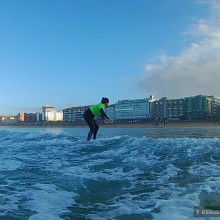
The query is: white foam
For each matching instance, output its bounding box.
[1,128,220,219]
[64,165,135,182]
[86,193,149,220]
[28,213,63,220]
[189,162,220,177]
[24,184,78,220]
[153,197,199,220]
[164,163,182,177]
[97,135,122,141]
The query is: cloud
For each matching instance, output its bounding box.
[138,0,220,99]
[123,77,136,84]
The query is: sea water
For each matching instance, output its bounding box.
[0,126,220,220]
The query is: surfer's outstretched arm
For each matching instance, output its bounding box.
[100,108,109,120]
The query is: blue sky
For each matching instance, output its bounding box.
[0,0,218,115]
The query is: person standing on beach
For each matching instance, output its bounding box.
[83,97,110,141]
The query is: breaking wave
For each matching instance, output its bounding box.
[0,127,219,219]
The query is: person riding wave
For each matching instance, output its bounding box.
[83,97,110,141]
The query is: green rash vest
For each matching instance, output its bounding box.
[90,103,105,117]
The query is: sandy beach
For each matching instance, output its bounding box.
[100,121,220,128]
[0,121,219,129]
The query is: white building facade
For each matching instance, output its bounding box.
[114,98,152,120]
[63,105,115,122]
[42,106,63,122]
[104,105,115,120]
[63,106,89,122]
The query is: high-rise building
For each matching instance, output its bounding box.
[36,112,43,122]
[63,105,115,122]
[17,112,37,122]
[152,97,184,120]
[114,98,151,120]
[209,95,220,118]
[166,98,184,120]
[183,95,212,120]
[42,106,63,121]
[0,116,17,124]
[63,108,75,122]
[17,112,25,122]
[104,104,115,120]
[63,106,89,122]
[74,106,88,121]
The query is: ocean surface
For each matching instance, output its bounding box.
[0,126,220,220]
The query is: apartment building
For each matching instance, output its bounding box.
[151,97,166,120]
[152,97,184,120]
[17,112,25,121]
[63,106,89,122]
[104,104,115,120]
[183,95,212,120]
[74,106,88,121]
[209,95,220,118]
[114,98,151,120]
[0,116,17,124]
[12,95,220,124]
[63,108,75,122]
[42,106,63,122]
[17,112,37,122]
[36,112,43,122]
[166,98,184,120]
[63,105,115,122]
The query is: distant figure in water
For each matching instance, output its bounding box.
[83,97,110,141]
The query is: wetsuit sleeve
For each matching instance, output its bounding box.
[100,108,109,120]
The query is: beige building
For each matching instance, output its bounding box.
[42,106,63,121]
[0,116,17,124]
[17,112,25,122]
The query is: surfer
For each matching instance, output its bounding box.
[83,97,110,141]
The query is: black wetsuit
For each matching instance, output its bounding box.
[83,108,109,141]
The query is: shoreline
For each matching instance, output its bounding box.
[0,121,220,129]
[102,121,220,128]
